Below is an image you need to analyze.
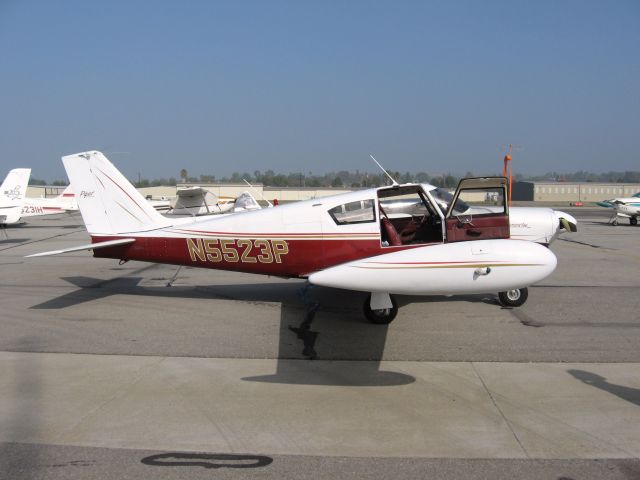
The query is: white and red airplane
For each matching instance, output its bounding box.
[0,168,31,225]
[29,151,557,323]
[20,185,79,218]
[168,186,261,215]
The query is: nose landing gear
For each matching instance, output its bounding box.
[363,293,398,324]
[498,287,529,307]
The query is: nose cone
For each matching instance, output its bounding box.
[554,210,578,232]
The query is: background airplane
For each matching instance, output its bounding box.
[20,185,79,217]
[167,186,261,216]
[0,168,31,226]
[29,151,557,324]
[596,194,640,225]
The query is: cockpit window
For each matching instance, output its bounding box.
[328,199,376,225]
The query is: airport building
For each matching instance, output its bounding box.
[512,181,640,202]
[134,184,354,202]
[29,181,640,204]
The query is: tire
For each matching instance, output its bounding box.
[631,217,637,226]
[363,294,398,324]
[498,287,528,307]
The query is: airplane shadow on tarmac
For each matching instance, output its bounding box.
[31,272,492,386]
[568,370,640,407]
[0,238,30,245]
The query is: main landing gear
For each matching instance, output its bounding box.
[631,217,638,226]
[498,287,529,307]
[364,288,530,324]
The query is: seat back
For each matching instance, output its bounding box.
[381,217,402,246]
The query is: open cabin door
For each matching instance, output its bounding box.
[445,177,510,243]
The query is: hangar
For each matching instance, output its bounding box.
[512,181,640,203]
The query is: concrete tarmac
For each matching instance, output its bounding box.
[1,210,640,479]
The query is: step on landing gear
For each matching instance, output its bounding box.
[498,287,528,307]
[364,293,398,324]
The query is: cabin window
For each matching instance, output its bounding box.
[328,199,376,225]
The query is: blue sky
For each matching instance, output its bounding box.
[1,0,638,181]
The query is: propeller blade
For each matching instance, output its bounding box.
[560,217,577,232]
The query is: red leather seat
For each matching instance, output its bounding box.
[381,217,402,246]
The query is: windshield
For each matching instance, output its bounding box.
[430,187,470,214]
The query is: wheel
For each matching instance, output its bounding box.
[363,294,398,324]
[498,287,528,307]
[631,217,637,226]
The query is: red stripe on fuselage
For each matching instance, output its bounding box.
[170,228,377,238]
[90,235,421,277]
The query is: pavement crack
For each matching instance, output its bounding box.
[558,238,612,250]
[52,357,166,442]
[0,228,85,253]
[471,362,530,459]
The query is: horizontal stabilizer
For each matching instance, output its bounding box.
[25,238,135,258]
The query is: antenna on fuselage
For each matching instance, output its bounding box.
[243,179,273,208]
[369,154,398,186]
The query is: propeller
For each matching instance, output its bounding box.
[559,217,578,232]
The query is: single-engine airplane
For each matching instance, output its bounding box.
[596,194,640,225]
[28,151,558,323]
[20,185,79,218]
[0,168,31,226]
[168,186,261,216]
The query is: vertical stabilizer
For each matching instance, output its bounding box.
[57,185,78,211]
[62,151,171,235]
[0,168,31,208]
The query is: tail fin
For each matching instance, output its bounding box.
[58,185,74,198]
[57,185,78,211]
[0,168,31,208]
[62,151,171,235]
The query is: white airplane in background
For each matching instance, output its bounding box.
[596,194,640,225]
[0,168,31,226]
[167,186,261,216]
[21,185,79,218]
[29,151,558,324]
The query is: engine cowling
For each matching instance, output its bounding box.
[509,207,577,245]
